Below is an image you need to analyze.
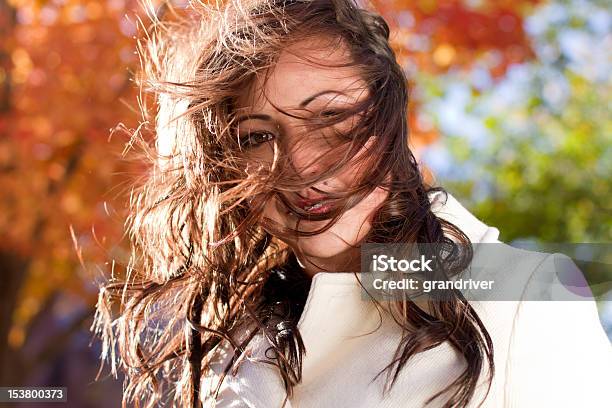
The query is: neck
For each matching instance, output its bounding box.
[291,246,361,278]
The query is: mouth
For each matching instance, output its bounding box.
[292,194,335,215]
[301,200,334,214]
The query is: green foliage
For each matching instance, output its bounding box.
[420,0,611,243]
[469,72,609,242]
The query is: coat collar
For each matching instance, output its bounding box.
[428,190,500,244]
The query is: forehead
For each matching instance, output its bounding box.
[235,37,367,113]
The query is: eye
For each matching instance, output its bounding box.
[320,109,340,117]
[239,131,276,149]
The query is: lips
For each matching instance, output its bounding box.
[292,192,334,213]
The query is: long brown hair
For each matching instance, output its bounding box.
[92,0,494,407]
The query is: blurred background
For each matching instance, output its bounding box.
[0,0,610,406]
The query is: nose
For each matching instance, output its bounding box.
[285,133,330,182]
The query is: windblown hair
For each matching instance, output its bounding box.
[92,0,494,407]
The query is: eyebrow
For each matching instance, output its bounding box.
[235,90,347,123]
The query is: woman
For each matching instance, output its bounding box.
[92,0,611,407]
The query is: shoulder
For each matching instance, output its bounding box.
[464,243,604,305]
[456,242,555,303]
[473,246,612,406]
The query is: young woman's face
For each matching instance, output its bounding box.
[235,37,388,272]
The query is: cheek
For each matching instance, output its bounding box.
[332,139,381,194]
[357,187,388,225]
[260,196,283,222]
[366,186,389,216]
[240,138,279,174]
[333,186,388,242]
[258,195,299,239]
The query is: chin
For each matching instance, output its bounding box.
[293,232,355,263]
